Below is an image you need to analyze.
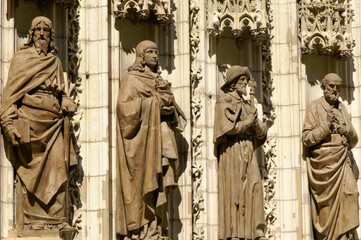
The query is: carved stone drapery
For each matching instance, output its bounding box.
[298,0,354,60]
[113,0,171,25]
[208,1,277,239]
[208,0,271,43]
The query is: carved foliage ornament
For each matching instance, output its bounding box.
[114,0,171,25]
[298,0,354,60]
[190,0,205,239]
[208,0,270,43]
[58,0,84,233]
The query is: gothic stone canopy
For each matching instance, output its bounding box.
[113,0,172,25]
[207,0,271,43]
[298,0,354,60]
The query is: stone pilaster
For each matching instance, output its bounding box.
[271,0,302,239]
[0,1,15,238]
[78,0,110,239]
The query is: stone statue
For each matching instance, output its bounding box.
[115,40,187,240]
[0,16,77,230]
[302,73,359,240]
[214,65,267,240]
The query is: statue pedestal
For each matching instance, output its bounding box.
[5,227,77,240]
[6,229,64,240]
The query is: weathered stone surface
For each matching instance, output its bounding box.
[115,40,187,240]
[0,16,77,237]
[214,65,268,240]
[302,73,359,240]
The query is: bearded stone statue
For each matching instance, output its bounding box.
[0,16,77,231]
[214,65,268,240]
[302,73,359,240]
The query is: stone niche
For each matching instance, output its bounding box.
[212,34,276,240]
[2,1,83,239]
[112,1,190,239]
[205,0,276,238]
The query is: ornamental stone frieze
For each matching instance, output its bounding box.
[298,0,354,60]
[208,0,271,43]
[113,0,172,25]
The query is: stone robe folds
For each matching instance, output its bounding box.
[302,97,359,240]
[0,47,76,224]
[116,71,186,236]
[214,91,267,240]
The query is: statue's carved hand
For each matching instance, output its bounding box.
[5,128,21,146]
[161,106,175,116]
[337,124,349,135]
[244,107,257,127]
[157,93,174,108]
[325,110,334,128]
[62,96,77,115]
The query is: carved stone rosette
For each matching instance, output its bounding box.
[113,0,172,25]
[298,0,354,60]
[208,0,271,43]
[57,0,84,233]
[190,0,205,239]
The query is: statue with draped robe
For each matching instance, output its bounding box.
[214,65,267,240]
[302,73,359,240]
[0,16,77,230]
[116,40,187,240]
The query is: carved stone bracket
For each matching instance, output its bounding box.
[113,0,172,25]
[298,0,354,60]
[208,0,271,43]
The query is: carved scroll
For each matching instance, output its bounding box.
[208,0,271,43]
[190,0,205,239]
[113,0,171,25]
[298,0,354,60]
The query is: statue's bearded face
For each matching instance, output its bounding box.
[235,75,248,96]
[324,78,342,104]
[144,48,159,69]
[32,21,51,54]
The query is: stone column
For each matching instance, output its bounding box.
[78,0,110,239]
[271,0,302,239]
[168,0,193,239]
[0,1,15,237]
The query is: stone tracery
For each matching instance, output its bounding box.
[298,0,354,59]
[208,0,271,43]
[113,0,172,25]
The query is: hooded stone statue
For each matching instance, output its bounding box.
[0,16,77,229]
[214,65,267,240]
[116,40,186,239]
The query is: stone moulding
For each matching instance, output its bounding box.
[113,0,172,25]
[208,0,271,43]
[298,0,354,60]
